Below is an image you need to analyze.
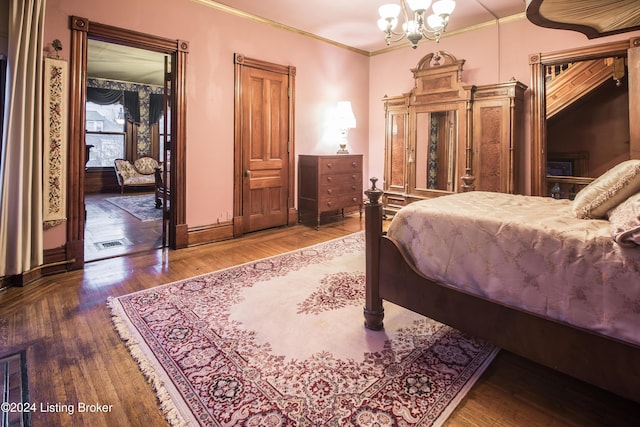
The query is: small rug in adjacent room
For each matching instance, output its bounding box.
[109,233,498,426]
[105,194,162,222]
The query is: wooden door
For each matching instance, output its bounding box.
[239,59,292,233]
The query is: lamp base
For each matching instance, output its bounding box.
[337,143,349,154]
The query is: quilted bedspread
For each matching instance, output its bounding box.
[387,191,640,347]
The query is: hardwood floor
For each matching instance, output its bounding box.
[84,192,163,262]
[1,215,638,426]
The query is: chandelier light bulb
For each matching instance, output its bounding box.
[426,14,444,31]
[378,4,401,19]
[432,0,456,16]
[378,17,398,31]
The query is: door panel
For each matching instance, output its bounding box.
[241,66,289,233]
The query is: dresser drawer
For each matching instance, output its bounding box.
[319,173,360,185]
[318,194,362,210]
[320,182,361,197]
[319,158,361,174]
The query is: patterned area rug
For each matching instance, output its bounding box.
[109,233,498,426]
[105,194,161,222]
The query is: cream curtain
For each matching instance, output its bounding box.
[0,0,46,276]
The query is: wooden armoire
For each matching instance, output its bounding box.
[382,51,526,216]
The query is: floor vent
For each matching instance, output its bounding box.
[95,239,127,250]
[1,350,30,427]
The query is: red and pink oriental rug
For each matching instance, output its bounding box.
[109,233,497,426]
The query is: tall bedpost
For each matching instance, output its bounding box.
[364,178,385,330]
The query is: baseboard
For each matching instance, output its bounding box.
[0,246,71,288]
[188,221,234,246]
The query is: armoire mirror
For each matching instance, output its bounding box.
[414,109,458,192]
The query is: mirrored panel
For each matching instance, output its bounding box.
[389,113,406,188]
[415,110,457,191]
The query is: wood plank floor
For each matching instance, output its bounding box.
[84,192,163,262]
[1,214,639,426]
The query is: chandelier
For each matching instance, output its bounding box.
[377,0,456,49]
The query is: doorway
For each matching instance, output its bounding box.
[67,16,188,270]
[83,39,169,261]
[233,54,297,236]
[529,37,640,196]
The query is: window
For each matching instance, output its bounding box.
[158,108,170,156]
[85,101,126,167]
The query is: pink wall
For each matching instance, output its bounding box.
[42,0,370,248]
[368,17,640,194]
[36,2,640,249]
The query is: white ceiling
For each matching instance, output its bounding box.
[87,39,169,87]
[209,0,528,53]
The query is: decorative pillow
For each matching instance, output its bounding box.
[572,160,640,219]
[607,192,640,247]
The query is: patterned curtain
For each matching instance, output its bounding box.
[149,93,164,126]
[0,0,46,276]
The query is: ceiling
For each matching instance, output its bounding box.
[87,0,640,86]
[205,0,528,53]
[87,39,169,87]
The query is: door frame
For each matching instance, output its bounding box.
[233,53,297,237]
[67,16,189,270]
[529,36,640,196]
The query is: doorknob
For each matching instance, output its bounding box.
[244,169,251,178]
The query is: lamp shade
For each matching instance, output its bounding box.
[406,0,432,12]
[426,14,444,30]
[378,4,401,19]
[432,0,456,16]
[336,101,356,129]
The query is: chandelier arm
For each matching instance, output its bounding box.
[386,31,409,44]
[400,0,411,24]
[420,29,440,40]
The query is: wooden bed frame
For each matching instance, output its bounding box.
[363,178,640,404]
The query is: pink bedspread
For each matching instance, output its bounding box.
[387,191,640,347]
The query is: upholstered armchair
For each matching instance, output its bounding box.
[114,157,160,193]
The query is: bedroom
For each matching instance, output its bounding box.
[1,0,640,425]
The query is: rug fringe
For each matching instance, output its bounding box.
[107,297,194,427]
[431,345,500,427]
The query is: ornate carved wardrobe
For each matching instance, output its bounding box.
[382,51,526,215]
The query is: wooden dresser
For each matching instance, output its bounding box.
[298,154,363,229]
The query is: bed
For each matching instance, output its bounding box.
[363,161,640,404]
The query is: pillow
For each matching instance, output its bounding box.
[572,160,640,219]
[607,192,640,247]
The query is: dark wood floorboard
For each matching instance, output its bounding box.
[1,214,639,426]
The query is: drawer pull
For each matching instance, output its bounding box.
[327,163,333,169]
[327,176,333,182]
[352,162,357,167]
[352,197,358,202]
[352,185,356,190]
[327,201,332,207]
[327,189,332,194]
[351,174,356,180]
